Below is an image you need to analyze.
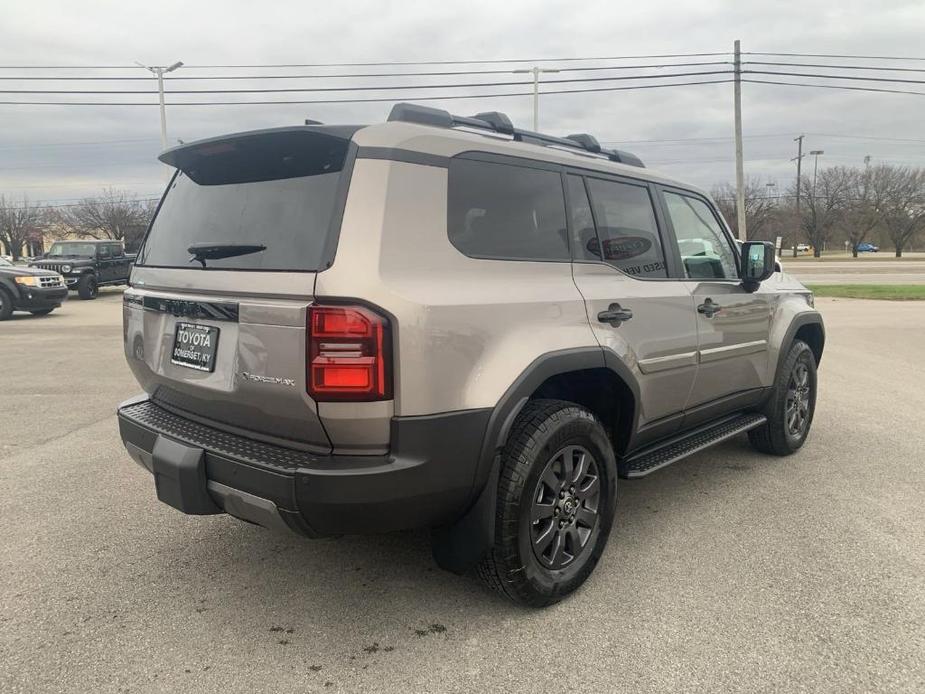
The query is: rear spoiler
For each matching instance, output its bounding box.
[157,125,362,185]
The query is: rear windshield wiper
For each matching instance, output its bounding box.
[188,242,266,268]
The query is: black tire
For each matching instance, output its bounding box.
[0,287,13,321]
[30,308,54,316]
[77,274,98,300]
[749,339,817,456]
[476,399,618,607]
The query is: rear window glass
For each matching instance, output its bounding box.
[137,132,348,271]
[447,158,569,261]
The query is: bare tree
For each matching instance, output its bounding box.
[843,165,890,258]
[58,188,155,243]
[712,178,778,241]
[793,166,853,258]
[877,166,925,257]
[0,196,48,260]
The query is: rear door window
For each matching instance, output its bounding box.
[582,177,668,278]
[447,158,569,261]
[137,131,349,271]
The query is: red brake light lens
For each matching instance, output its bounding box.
[307,304,392,401]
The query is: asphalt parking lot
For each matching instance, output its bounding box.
[2,293,924,693]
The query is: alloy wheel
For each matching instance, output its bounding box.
[530,445,601,569]
[785,361,812,437]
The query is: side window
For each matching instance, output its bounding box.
[447,158,569,261]
[111,244,124,257]
[565,175,598,262]
[584,177,668,278]
[98,244,111,259]
[663,191,738,280]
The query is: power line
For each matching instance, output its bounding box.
[601,133,793,144]
[2,197,161,210]
[0,53,733,70]
[743,78,925,97]
[0,137,160,150]
[743,70,925,85]
[0,70,734,95]
[0,77,734,106]
[743,61,925,73]
[0,62,732,81]
[743,51,925,61]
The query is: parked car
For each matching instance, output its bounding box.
[856,242,879,253]
[795,243,811,253]
[117,103,825,606]
[0,256,67,320]
[29,240,135,299]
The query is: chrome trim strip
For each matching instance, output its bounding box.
[638,351,699,374]
[698,339,768,363]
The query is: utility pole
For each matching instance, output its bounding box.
[791,134,805,257]
[513,66,560,131]
[136,60,184,150]
[733,40,747,241]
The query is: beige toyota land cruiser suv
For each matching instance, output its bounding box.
[118,103,824,606]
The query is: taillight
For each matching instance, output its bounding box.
[307,304,392,402]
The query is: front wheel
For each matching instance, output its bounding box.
[477,399,618,607]
[0,288,13,320]
[77,275,98,300]
[749,339,818,456]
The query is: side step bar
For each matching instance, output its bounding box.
[621,413,767,479]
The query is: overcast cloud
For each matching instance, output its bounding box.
[1,0,924,204]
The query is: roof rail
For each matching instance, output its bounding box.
[386,102,645,168]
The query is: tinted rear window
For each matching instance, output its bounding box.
[447,158,569,261]
[137,131,349,271]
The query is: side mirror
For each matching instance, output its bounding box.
[741,241,776,291]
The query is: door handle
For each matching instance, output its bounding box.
[697,298,722,318]
[597,303,633,327]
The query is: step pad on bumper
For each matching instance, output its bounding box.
[623,413,767,478]
[120,399,322,473]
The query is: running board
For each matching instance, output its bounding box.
[622,413,767,479]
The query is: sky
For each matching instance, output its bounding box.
[1,0,924,207]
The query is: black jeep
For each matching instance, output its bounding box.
[0,256,67,320]
[30,240,135,300]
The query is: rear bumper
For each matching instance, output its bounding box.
[117,395,490,537]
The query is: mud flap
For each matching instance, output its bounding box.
[431,454,500,575]
[151,435,221,515]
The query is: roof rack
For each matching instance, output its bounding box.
[387,102,645,168]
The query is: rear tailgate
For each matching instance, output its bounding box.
[124,126,358,452]
[124,277,327,449]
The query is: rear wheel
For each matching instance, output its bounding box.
[749,339,817,455]
[477,399,617,607]
[0,288,13,320]
[30,308,54,316]
[77,275,98,300]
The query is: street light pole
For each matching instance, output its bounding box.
[513,66,560,130]
[809,150,824,254]
[136,60,184,150]
[810,150,824,197]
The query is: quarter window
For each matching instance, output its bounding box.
[663,191,738,280]
[447,158,569,261]
[583,177,668,278]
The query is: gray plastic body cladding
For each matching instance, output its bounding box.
[117,397,489,536]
